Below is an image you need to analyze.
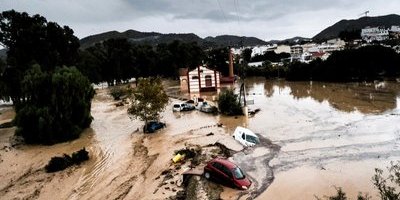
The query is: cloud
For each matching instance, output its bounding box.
[1,0,399,40]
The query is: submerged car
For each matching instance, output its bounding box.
[233,126,260,147]
[173,103,196,112]
[198,102,218,113]
[204,158,252,190]
[143,121,166,133]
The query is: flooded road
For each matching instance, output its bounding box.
[227,78,400,199]
[1,78,400,199]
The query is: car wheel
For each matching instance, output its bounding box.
[204,171,211,179]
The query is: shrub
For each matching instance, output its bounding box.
[109,85,132,100]
[217,89,243,116]
[15,66,94,144]
[45,148,89,173]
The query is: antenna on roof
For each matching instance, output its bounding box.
[359,11,370,17]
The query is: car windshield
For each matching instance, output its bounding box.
[232,167,245,179]
[246,135,260,144]
[173,105,180,108]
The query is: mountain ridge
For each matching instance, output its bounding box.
[313,14,400,41]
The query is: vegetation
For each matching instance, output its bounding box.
[313,14,400,41]
[338,29,361,42]
[14,66,94,144]
[109,85,132,101]
[251,51,291,63]
[319,161,400,200]
[286,45,400,82]
[217,89,243,116]
[127,77,169,130]
[77,39,205,84]
[0,10,80,106]
[45,148,89,173]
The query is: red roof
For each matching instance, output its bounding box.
[311,52,325,57]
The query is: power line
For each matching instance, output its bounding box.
[216,0,228,24]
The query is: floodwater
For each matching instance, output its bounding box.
[1,78,400,199]
[227,78,400,199]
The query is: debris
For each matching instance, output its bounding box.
[45,148,89,173]
[161,169,171,175]
[0,121,14,129]
[173,153,184,163]
[206,132,214,136]
[115,102,124,107]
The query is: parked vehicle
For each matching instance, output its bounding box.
[233,126,260,147]
[204,158,252,190]
[173,103,196,112]
[198,102,217,113]
[143,121,166,133]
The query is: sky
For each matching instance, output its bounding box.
[1,0,400,41]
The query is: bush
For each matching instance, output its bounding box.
[319,161,400,200]
[15,66,94,144]
[217,89,243,116]
[45,148,89,173]
[109,85,132,100]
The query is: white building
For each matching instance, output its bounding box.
[275,45,291,54]
[180,66,221,93]
[391,26,400,33]
[361,27,389,42]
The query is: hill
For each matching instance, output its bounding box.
[313,14,400,42]
[79,30,268,49]
[204,35,268,47]
[267,36,311,45]
[80,30,203,49]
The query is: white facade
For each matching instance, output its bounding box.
[251,46,270,57]
[391,26,400,33]
[361,27,389,42]
[275,45,291,54]
[186,66,220,93]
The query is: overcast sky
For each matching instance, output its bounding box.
[1,0,399,40]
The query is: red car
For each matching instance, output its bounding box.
[204,158,252,190]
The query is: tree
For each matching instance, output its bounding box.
[0,10,80,106]
[127,77,169,132]
[14,65,94,144]
[218,89,243,116]
[242,48,252,63]
[206,47,230,76]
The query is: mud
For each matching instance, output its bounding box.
[1,78,400,199]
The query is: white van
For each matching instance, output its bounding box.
[233,126,260,147]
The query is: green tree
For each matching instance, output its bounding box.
[0,10,80,106]
[242,48,252,63]
[206,47,230,76]
[218,89,243,116]
[127,77,169,132]
[15,65,94,144]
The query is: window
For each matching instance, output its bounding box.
[192,76,199,80]
[232,167,245,179]
[246,135,260,144]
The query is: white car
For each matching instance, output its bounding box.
[173,103,195,112]
[233,126,260,147]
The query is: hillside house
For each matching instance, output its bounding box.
[179,66,221,93]
[361,27,389,42]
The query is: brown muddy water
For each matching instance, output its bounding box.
[0,78,400,200]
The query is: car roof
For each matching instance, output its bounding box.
[210,158,237,169]
[234,126,258,137]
